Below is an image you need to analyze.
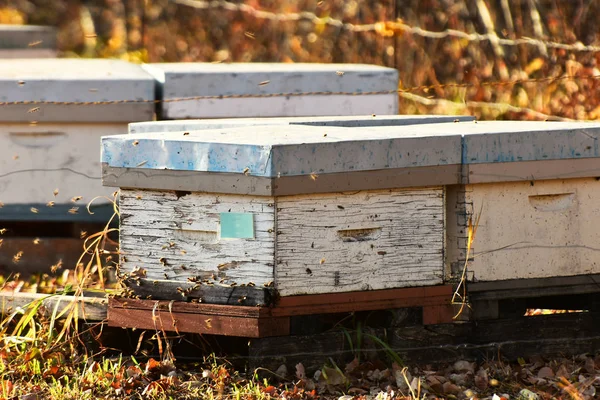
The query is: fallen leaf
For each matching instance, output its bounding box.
[537,366,555,379]
[442,381,461,395]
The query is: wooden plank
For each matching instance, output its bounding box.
[270,286,452,317]
[108,298,289,337]
[276,188,445,296]
[469,273,600,292]
[0,292,107,321]
[122,278,274,306]
[466,157,600,184]
[422,304,455,325]
[110,297,269,317]
[102,164,461,196]
[119,189,275,287]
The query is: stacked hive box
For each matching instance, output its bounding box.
[0,59,155,270]
[141,63,399,119]
[102,115,473,306]
[447,121,600,318]
[0,24,57,58]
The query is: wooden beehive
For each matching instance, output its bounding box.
[140,63,399,119]
[448,121,600,284]
[0,59,155,223]
[0,24,57,58]
[102,116,471,305]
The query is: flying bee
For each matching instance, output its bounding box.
[50,259,63,273]
[0,228,6,234]
[237,296,247,304]
[132,140,139,146]
[33,238,40,245]
[320,258,326,264]
[310,172,319,181]
[71,196,83,203]
[13,251,23,264]
[30,207,39,213]
[53,189,59,197]
[0,239,3,248]
[258,80,270,86]
[204,319,212,329]
[244,31,255,39]
[243,167,250,176]
[28,107,40,113]
[12,155,18,160]
[28,40,42,47]
[68,207,79,214]
[17,80,25,86]
[46,201,55,207]
[336,71,344,76]
[0,202,3,208]
[80,230,87,238]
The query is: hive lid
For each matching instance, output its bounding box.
[102,121,463,195]
[141,63,399,119]
[456,120,600,183]
[128,114,475,134]
[0,59,155,122]
[0,24,57,49]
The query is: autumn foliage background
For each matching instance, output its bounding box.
[1,0,599,121]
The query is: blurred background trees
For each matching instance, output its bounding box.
[1,0,599,120]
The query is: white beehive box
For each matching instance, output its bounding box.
[0,59,155,222]
[457,121,600,282]
[0,24,57,58]
[141,63,399,119]
[102,116,469,303]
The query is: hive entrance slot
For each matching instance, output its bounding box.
[528,192,575,212]
[337,227,381,242]
[173,229,218,243]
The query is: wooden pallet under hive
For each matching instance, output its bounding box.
[108,285,454,337]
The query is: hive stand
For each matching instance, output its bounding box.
[102,115,476,337]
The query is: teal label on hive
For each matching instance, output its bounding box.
[220,213,254,239]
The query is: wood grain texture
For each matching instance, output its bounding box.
[108,297,289,337]
[466,178,600,282]
[275,188,445,296]
[119,189,276,288]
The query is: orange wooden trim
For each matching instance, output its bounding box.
[269,285,453,317]
[108,300,289,338]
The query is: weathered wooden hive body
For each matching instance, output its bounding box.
[102,115,475,305]
[141,63,399,119]
[0,59,155,222]
[443,121,600,301]
[0,24,57,58]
